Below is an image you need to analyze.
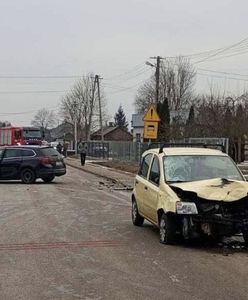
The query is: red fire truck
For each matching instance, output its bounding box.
[0,127,43,146]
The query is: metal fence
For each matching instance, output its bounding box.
[87,138,229,162]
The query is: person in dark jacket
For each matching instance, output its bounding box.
[56,142,62,154]
[77,139,88,166]
[62,139,68,157]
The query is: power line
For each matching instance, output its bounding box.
[0,106,59,116]
[0,90,67,94]
[104,62,147,80]
[164,37,248,64]
[196,48,248,63]
[198,68,248,78]
[0,75,84,79]
[197,72,248,82]
[194,37,248,64]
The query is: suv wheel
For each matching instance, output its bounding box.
[21,168,36,184]
[42,175,55,183]
[159,213,177,245]
[132,199,144,226]
[242,231,248,246]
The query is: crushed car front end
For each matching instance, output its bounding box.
[170,178,248,240]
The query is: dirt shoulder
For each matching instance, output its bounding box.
[91,160,139,174]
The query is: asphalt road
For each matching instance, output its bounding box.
[0,167,248,300]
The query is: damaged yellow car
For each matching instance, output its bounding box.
[132,145,248,245]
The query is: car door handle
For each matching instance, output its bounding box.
[144,186,148,190]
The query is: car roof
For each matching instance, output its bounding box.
[143,147,227,156]
[0,145,53,150]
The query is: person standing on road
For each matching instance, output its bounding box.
[78,139,88,166]
[62,139,68,157]
[56,142,62,154]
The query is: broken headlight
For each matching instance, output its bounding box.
[176,202,198,215]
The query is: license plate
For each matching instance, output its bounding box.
[56,161,63,167]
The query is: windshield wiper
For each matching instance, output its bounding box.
[167,180,187,183]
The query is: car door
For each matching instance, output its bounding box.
[134,153,153,216]
[143,155,161,223]
[0,148,22,179]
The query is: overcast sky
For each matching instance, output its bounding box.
[0,0,248,126]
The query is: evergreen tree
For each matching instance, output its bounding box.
[157,98,170,141]
[114,105,128,128]
[187,105,195,125]
[157,98,170,125]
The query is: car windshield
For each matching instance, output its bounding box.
[163,155,244,182]
[23,130,41,138]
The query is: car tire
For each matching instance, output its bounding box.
[42,175,55,183]
[21,168,36,184]
[242,231,248,246]
[132,199,144,226]
[159,213,177,245]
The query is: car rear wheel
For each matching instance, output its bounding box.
[242,231,248,246]
[132,199,144,226]
[21,168,36,184]
[42,175,55,183]
[159,213,177,245]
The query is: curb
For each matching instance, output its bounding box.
[65,160,132,189]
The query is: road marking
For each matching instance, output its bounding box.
[0,240,126,251]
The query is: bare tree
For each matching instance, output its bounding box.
[135,80,155,113]
[60,74,106,140]
[31,108,56,129]
[0,121,11,127]
[134,57,196,113]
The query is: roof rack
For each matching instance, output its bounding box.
[149,143,226,154]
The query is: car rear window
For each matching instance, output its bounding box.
[21,149,35,157]
[40,147,60,156]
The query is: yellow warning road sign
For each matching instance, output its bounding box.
[143,104,160,139]
[144,121,159,139]
[143,104,160,122]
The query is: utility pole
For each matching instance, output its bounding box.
[96,75,103,143]
[150,56,164,108]
[87,76,97,141]
[73,100,78,155]
[74,117,77,154]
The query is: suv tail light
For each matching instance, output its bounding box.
[39,156,52,164]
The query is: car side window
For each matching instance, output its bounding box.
[21,149,35,157]
[4,149,21,158]
[138,154,152,178]
[149,156,160,185]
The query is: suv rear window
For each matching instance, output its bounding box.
[40,147,59,156]
[20,149,35,157]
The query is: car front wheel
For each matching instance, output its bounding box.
[159,213,177,245]
[21,168,36,184]
[132,199,144,226]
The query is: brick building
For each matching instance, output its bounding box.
[91,126,132,141]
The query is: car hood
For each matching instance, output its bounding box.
[170,178,248,202]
